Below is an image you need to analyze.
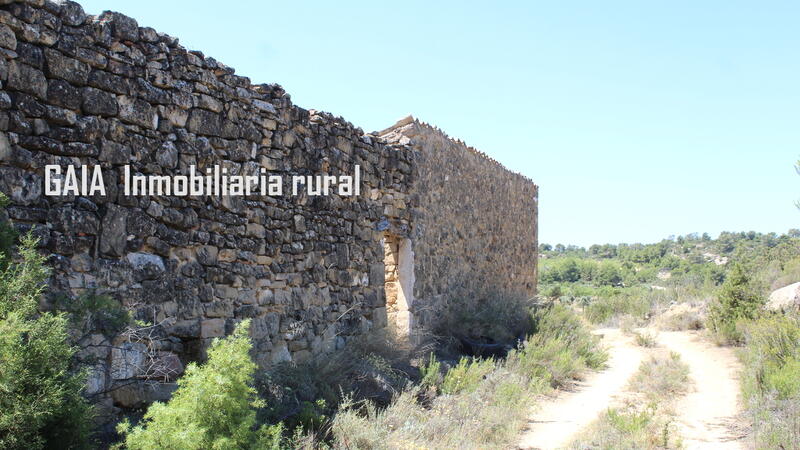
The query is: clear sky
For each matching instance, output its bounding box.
[78,0,800,247]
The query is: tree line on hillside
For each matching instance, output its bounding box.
[538,230,800,289]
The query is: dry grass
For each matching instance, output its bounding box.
[633,330,659,348]
[629,352,691,401]
[255,328,421,431]
[619,314,637,333]
[435,295,536,347]
[656,304,706,331]
[320,304,607,449]
[330,370,542,449]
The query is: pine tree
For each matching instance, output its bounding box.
[0,193,92,449]
[709,262,764,343]
[118,319,284,449]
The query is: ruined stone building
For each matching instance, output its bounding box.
[0,1,537,409]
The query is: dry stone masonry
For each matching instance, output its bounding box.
[0,0,538,413]
[380,118,539,330]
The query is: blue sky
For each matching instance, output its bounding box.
[79,1,800,247]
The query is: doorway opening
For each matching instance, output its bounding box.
[382,233,414,336]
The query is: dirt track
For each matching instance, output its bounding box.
[658,330,746,449]
[518,328,645,449]
[518,328,747,450]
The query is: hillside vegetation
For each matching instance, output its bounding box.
[540,229,800,449]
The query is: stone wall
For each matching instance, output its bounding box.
[0,0,414,412]
[380,117,539,331]
[0,0,537,414]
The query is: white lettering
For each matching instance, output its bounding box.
[45,165,61,196]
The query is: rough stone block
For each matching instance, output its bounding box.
[110,341,147,380]
[81,87,118,116]
[99,204,127,257]
[117,95,157,129]
[44,48,90,85]
[0,24,16,51]
[98,11,139,41]
[7,61,47,100]
[201,318,225,338]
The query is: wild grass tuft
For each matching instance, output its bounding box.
[629,352,690,400]
[568,404,681,450]
[569,353,690,449]
[633,330,659,348]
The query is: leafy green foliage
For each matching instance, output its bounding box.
[117,320,284,450]
[540,230,800,295]
[441,357,495,395]
[0,194,16,270]
[0,225,92,449]
[293,399,327,432]
[540,258,624,286]
[607,407,654,435]
[506,304,607,387]
[741,315,800,399]
[740,314,800,448]
[708,263,765,344]
[54,291,131,336]
[584,288,652,325]
[764,358,800,400]
[530,304,608,370]
[419,353,442,391]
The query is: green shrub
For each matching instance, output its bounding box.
[508,336,579,387]
[541,284,563,299]
[585,290,652,326]
[293,399,327,432]
[607,407,653,435]
[330,369,541,449]
[419,353,442,391]
[541,258,625,286]
[0,219,93,449]
[740,314,800,448]
[506,304,607,387]
[570,353,686,450]
[764,357,800,400]
[0,194,15,270]
[117,320,284,449]
[55,291,131,336]
[531,304,608,370]
[256,329,413,435]
[708,263,765,344]
[569,405,672,450]
[441,356,495,395]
